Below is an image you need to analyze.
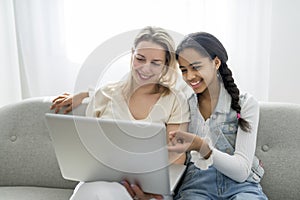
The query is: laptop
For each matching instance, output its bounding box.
[44,113,186,195]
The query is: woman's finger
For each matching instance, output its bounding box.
[131,184,163,200]
[168,144,183,153]
[52,98,65,105]
[52,95,67,103]
[130,184,144,197]
[152,194,164,200]
[121,181,135,198]
[64,105,73,114]
[55,106,61,114]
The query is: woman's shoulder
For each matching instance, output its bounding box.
[96,81,124,97]
[164,87,190,102]
[239,92,259,109]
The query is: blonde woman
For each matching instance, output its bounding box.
[51,26,190,200]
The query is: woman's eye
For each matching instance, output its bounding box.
[180,69,187,74]
[151,62,161,67]
[136,57,145,62]
[192,66,201,70]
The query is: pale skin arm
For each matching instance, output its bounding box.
[50,92,89,114]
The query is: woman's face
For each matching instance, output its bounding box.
[131,41,166,86]
[177,48,220,94]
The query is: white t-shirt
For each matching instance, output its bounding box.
[70,82,190,200]
[86,82,190,125]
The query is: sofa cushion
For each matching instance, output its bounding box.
[256,102,300,200]
[0,97,79,189]
[0,186,73,200]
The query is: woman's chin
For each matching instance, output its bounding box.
[192,85,206,94]
[134,79,158,88]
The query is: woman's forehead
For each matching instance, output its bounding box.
[178,48,207,63]
[135,41,165,51]
[134,41,166,59]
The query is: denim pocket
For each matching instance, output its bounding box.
[220,121,237,135]
[247,156,265,183]
[218,121,238,148]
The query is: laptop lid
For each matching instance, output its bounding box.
[45,113,185,195]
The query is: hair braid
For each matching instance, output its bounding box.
[219,63,250,132]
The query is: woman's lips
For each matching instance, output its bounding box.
[137,70,152,80]
[189,79,203,89]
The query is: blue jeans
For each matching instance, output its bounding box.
[174,163,268,200]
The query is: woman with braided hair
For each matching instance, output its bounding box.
[166,32,268,199]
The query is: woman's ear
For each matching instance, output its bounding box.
[214,57,221,70]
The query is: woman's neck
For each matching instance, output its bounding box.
[198,79,220,120]
[132,80,159,95]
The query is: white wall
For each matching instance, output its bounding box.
[268,0,300,104]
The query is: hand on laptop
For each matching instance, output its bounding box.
[50,92,88,114]
[121,180,163,200]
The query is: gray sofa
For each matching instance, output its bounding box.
[0,97,299,200]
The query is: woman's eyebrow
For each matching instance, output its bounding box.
[190,61,202,66]
[152,59,163,62]
[179,61,202,68]
[136,53,163,62]
[136,53,145,58]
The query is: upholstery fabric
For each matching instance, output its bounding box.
[256,102,300,200]
[0,186,73,200]
[0,97,299,199]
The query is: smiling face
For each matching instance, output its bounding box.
[178,48,220,94]
[131,41,166,86]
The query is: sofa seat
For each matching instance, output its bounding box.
[0,186,73,200]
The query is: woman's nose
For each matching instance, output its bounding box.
[186,70,196,80]
[139,63,152,72]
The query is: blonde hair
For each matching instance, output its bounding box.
[122,26,178,99]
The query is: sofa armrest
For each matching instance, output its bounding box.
[0,97,87,188]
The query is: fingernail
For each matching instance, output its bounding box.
[120,180,125,185]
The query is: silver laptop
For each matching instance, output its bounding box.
[45,113,186,195]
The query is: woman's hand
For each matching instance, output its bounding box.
[168,130,201,153]
[168,130,212,159]
[121,181,163,200]
[50,92,88,114]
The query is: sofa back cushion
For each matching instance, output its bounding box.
[256,102,300,200]
[0,97,86,189]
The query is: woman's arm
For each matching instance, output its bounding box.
[168,130,212,159]
[167,123,189,164]
[212,94,259,182]
[168,95,259,182]
[50,92,89,114]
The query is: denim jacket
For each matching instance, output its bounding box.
[187,82,264,183]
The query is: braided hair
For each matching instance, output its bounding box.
[176,32,250,132]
